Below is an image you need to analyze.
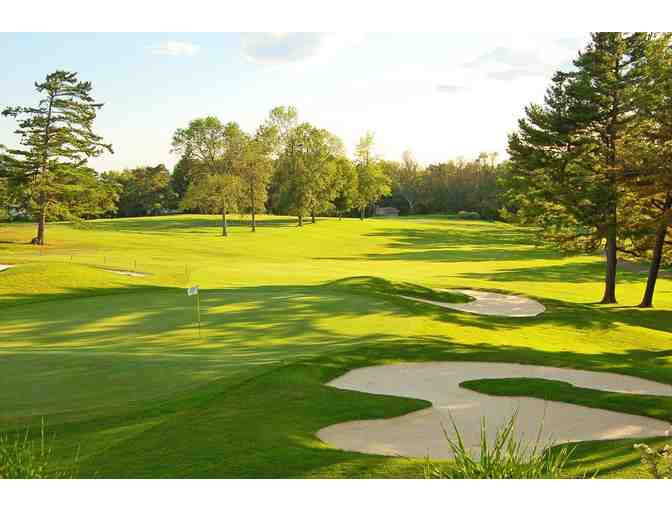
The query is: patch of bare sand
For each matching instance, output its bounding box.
[400,289,545,317]
[317,362,672,459]
[103,269,150,277]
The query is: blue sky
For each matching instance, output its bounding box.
[0,32,588,171]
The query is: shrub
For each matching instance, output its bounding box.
[457,211,480,220]
[634,442,672,479]
[0,420,76,479]
[423,412,575,479]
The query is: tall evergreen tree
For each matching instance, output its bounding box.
[508,33,651,303]
[2,70,113,244]
[623,33,672,307]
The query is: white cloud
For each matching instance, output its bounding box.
[464,46,545,70]
[147,41,200,57]
[462,44,578,82]
[240,32,363,67]
[554,37,585,50]
[436,84,465,94]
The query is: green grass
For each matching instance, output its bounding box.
[460,378,672,423]
[1,214,671,477]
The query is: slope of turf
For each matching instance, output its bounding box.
[1,214,671,478]
[460,378,672,422]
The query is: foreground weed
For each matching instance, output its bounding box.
[634,442,672,479]
[0,419,77,479]
[424,412,575,479]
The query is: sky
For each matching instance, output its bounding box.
[0,32,589,171]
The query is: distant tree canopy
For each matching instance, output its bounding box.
[102,165,176,218]
[180,173,242,236]
[403,157,503,219]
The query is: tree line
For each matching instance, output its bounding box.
[0,72,507,243]
[381,151,505,219]
[505,32,672,308]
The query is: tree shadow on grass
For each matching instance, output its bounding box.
[87,215,300,235]
[457,261,650,284]
[314,226,570,263]
[2,276,671,354]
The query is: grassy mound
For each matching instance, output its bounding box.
[326,276,472,304]
[460,377,672,422]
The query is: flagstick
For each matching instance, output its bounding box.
[197,291,201,339]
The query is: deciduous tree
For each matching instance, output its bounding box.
[353,132,390,219]
[171,117,226,173]
[180,173,242,236]
[238,127,275,231]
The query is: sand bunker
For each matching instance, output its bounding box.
[317,362,672,459]
[103,269,149,277]
[400,289,545,317]
[0,264,14,272]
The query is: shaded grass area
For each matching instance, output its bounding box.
[326,276,472,304]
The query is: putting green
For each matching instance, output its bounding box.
[0,215,671,477]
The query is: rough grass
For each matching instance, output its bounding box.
[1,214,671,478]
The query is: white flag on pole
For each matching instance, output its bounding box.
[187,285,199,296]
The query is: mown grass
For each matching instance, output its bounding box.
[1,214,671,478]
[460,378,672,423]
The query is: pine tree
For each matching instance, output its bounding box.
[2,70,112,244]
[622,33,672,307]
[508,33,651,304]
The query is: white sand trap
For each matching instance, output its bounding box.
[103,269,149,277]
[400,289,545,317]
[0,264,14,272]
[317,362,672,459]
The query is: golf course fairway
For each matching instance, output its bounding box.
[1,214,671,478]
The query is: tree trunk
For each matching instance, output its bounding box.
[600,221,617,304]
[298,214,303,227]
[640,193,672,308]
[360,206,364,221]
[222,210,228,237]
[33,92,53,247]
[311,210,316,224]
[338,210,342,220]
[251,188,256,232]
[33,203,47,245]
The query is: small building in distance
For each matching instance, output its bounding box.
[374,206,400,217]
